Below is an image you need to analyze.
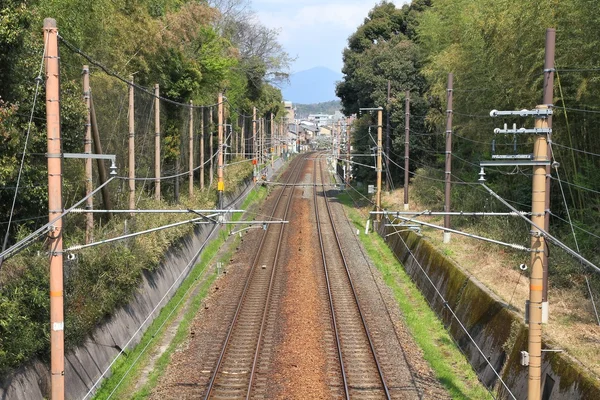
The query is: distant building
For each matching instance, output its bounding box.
[283,101,295,121]
[307,113,333,126]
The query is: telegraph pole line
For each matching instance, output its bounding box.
[129,76,135,213]
[444,73,454,243]
[189,100,194,198]
[82,65,93,244]
[404,90,410,210]
[154,84,161,201]
[217,93,224,209]
[542,28,555,308]
[44,18,65,400]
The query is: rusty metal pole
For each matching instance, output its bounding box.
[154,84,161,201]
[443,73,454,243]
[128,77,135,213]
[200,108,205,190]
[189,101,194,198]
[376,108,383,222]
[44,18,65,400]
[217,93,224,208]
[82,65,93,244]
[404,90,410,210]
[528,105,549,400]
[542,28,555,309]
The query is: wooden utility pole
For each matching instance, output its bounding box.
[404,90,410,210]
[217,93,224,208]
[253,107,257,181]
[189,101,194,197]
[241,116,245,158]
[542,28,555,308]
[210,107,214,187]
[444,73,454,243]
[89,96,112,216]
[154,84,161,201]
[128,77,135,213]
[386,80,391,191]
[270,113,274,168]
[82,65,93,244]
[346,118,351,188]
[376,107,383,222]
[200,108,205,190]
[44,18,65,400]
[528,105,549,400]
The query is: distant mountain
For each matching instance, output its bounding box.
[295,100,341,119]
[282,67,342,104]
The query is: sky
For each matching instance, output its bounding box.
[252,0,411,74]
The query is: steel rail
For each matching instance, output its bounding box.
[245,155,303,398]
[315,153,391,399]
[203,154,304,399]
[312,157,350,399]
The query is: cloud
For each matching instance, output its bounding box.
[253,1,411,72]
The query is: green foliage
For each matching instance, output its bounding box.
[0,0,290,375]
[340,0,600,302]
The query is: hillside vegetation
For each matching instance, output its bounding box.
[0,0,289,375]
[337,0,600,311]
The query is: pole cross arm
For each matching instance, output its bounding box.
[62,153,118,174]
[490,109,553,117]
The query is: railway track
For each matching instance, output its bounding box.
[202,154,305,399]
[312,154,391,399]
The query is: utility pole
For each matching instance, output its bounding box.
[241,116,245,159]
[270,113,274,168]
[189,101,194,198]
[44,18,65,400]
[89,96,113,216]
[542,28,555,310]
[404,90,410,210]
[386,80,391,191]
[444,73,454,243]
[200,108,204,190]
[82,65,93,244]
[154,84,161,201]
[129,77,135,213]
[346,118,351,188]
[209,107,214,187]
[376,108,383,222]
[253,107,257,182]
[528,105,550,400]
[217,92,224,208]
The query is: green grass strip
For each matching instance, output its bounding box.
[337,192,494,400]
[93,186,268,399]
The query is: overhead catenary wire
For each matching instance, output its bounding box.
[481,183,600,275]
[0,34,49,270]
[58,35,223,110]
[385,218,517,400]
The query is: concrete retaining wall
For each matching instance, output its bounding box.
[380,226,600,399]
[0,157,285,400]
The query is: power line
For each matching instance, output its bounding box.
[551,141,600,158]
[1,33,48,270]
[549,176,600,195]
[58,35,223,110]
